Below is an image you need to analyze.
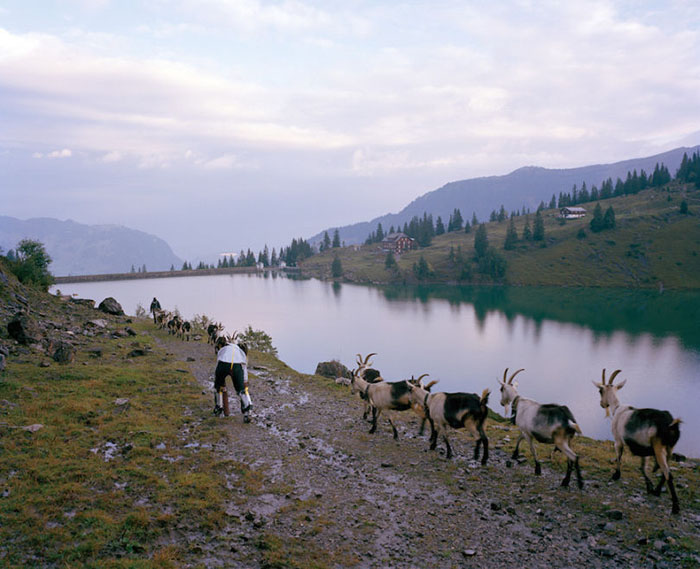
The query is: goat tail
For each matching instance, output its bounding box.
[480,388,490,406]
[670,418,682,427]
[570,421,582,435]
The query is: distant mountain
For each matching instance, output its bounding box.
[311,145,700,245]
[0,217,182,276]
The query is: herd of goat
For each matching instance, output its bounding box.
[350,353,682,515]
[149,307,683,515]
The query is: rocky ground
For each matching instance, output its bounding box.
[166,337,700,568]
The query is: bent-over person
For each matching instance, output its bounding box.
[214,336,252,423]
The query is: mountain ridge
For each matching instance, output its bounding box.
[0,216,182,276]
[310,145,700,245]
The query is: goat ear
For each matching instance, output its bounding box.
[615,378,626,389]
[592,380,604,388]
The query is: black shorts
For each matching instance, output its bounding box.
[214,361,245,394]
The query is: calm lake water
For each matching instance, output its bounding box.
[51,273,700,456]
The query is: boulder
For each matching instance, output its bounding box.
[315,360,352,379]
[7,312,42,345]
[70,298,95,309]
[98,297,124,315]
[52,341,75,364]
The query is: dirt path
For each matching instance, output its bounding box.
[161,337,699,569]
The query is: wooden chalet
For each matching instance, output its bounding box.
[380,232,416,255]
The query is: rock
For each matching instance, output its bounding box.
[593,547,615,558]
[87,319,108,329]
[0,270,7,285]
[127,348,146,358]
[125,327,137,336]
[114,398,129,406]
[653,540,669,553]
[86,348,102,358]
[187,356,196,362]
[52,341,75,364]
[0,353,5,372]
[39,361,51,368]
[98,297,124,315]
[7,312,42,345]
[462,549,476,557]
[70,298,95,308]
[315,360,352,379]
[606,509,624,520]
[490,502,502,511]
[22,424,43,432]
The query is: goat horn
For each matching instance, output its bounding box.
[416,373,430,382]
[356,354,363,364]
[609,369,622,384]
[601,368,607,385]
[363,353,377,365]
[508,368,525,384]
[502,368,509,383]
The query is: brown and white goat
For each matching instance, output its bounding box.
[351,353,432,440]
[499,368,583,488]
[406,381,490,464]
[593,369,681,514]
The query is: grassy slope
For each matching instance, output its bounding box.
[302,183,700,289]
[1,268,699,567]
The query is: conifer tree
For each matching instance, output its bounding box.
[504,216,518,250]
[533,210,545,241]
[332,229,341,248]
[474,224,488,258]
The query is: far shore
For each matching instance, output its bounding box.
[53,265,300,284]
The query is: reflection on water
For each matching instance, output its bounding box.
[51,275,700,456]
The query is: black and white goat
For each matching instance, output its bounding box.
[593,369,681,514]
[351,353,433,440]
[499,368,583,488]
[406,381,490,464]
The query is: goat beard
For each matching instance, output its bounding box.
[605,407,610,418]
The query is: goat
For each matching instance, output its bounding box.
[593,368,681,514]
[181,320,191,341]
[406,381,490,464]
[351,353,431,440]
[352,354,384,421]
[499,368,583,488]
[207,322,224,345]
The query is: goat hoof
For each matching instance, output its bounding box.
[672,505,680,515]
[612,471,621,481]
[561,479,570,488]
[578,481,584,490]
[535,464,542,475]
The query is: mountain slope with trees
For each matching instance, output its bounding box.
[300,174,700,289]
[309,145,700,247]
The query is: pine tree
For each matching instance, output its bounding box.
[471,212,478,226]
[332,229,341,248]
[474,224,488,258]
[376,223,385,242]
[435,216,445,235]
[549,194,557,209]
[385,251,396,269]
[533,211,545,241]
[322,231,331,251]
[504,216,518,250]
[522,215,532,241]
[603,206,616,230]
[590,203,604,232]
[331,255,343,278]
[464,220,471,234]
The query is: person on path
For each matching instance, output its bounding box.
[214,336,252,422]
[149,297,162,323]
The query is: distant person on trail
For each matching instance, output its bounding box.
[149,297,162,323]
[214,336,252,423]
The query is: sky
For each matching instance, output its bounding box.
[1,0,699,260]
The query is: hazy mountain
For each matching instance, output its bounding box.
[0,217,183,276]
[311,145,700,245]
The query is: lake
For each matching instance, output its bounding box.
[51,273,700,456]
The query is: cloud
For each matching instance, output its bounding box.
[47,148,72,158]
[100,150,123,163]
